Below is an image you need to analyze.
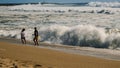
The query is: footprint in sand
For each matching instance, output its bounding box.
[13,63,18,68]
[0,64,2,67]
[34,64,42,68]
[48,67,53,68]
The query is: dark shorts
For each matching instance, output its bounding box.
[21,37,25,39]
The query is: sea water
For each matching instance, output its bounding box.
[0,2,120,49]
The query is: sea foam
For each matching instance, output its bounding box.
[0,25,120,49]
[9,3,120,14]
[87,2,120,8]
[0,4,120,49]
[39,25,120,49]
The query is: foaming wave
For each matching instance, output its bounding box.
[9,3,120,14]
[0,29,33,40]
[0,30,20,38]
[39,25,120,49]
[87,2,120,8]
[0,25,120,49]
[39,25,69,43]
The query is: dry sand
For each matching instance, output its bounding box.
[0,42,120,68]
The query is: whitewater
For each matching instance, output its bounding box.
[0,2,120,49]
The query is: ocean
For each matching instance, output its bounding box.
[0,2,120,49]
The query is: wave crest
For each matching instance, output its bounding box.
[87,2,120,8]
[0,25,120,49]
[39,25,120,49]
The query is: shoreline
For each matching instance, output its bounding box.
[0,37,120,61]
[0,38,120,68]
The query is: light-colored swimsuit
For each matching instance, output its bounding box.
[21,32,25,39]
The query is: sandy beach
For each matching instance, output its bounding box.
[0,2,120,68]
[0,39,120,68]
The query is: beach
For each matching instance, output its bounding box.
[0,2,120,68]
[0,38,120,68]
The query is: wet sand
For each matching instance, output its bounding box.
[0,41,120,68]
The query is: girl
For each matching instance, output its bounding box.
[21,28,26,44]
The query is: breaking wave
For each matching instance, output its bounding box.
[0,25,120,49]
[9,3,120,14]
[87,2,120,8]
[39,25,120,49]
